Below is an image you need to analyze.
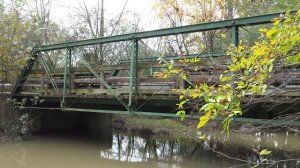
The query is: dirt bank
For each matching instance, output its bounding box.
[113,115,300,139]
[113,115,198,138]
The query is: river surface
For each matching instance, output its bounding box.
[0,131,300,168]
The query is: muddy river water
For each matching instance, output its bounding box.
[0,130,299,168]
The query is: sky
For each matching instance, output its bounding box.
[51,0,160,31]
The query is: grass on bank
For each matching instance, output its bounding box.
[113,115,196,136]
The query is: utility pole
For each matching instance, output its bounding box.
[100,0,104,64]
[100,0,105,89]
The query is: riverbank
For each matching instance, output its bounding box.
[113,114,300,139]
[113,115,198,138]
[0,127,24,142]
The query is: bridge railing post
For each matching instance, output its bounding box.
[40,73,44,92]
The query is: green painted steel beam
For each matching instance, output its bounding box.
[62,48,72,110]
[65,108,131,114]
[215,116,300,127]
[11,49,38,95]
[128,39,139,113]
[119,52,225,63]
[35,11,293,52]
[64,108,300,126]
[110,52,225,76]
[231,26,239,46]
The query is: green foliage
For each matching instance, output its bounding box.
[7,96,44,110]
[162,10,300,133]
[0,6,29,82]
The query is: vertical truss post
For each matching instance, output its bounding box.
[129,38,139,114]
[62,48,72,110]
[229,25,239,88]
[231,25,239,46]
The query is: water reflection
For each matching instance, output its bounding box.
[0,131,299,168]
[100,131,300,168]
[100,133,190,163]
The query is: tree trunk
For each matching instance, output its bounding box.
[1,80,5,122]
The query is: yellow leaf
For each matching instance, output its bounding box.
[259,149,272,156]
[179,95,184,100]
[266,29,277,39]
[273,20,280,26]
[197,113,211,129]
[268,64,273,72]
[259,28,268,33]
[220,33,226,39]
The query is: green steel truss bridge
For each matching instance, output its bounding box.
[10,11,300,123]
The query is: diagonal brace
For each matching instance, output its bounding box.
[80,56,129,110]
[40,55,61,96]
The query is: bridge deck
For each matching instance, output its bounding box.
[12,56,300,116]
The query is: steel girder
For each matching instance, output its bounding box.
[34,11,293,52]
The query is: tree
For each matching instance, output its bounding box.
[237,0,300,17]
[154,0,300,131]
[70,0,105,64]
[0,1,30,127]
[164,10,300,132]
[0,2,29,84]
[154,0,241,55]
[22,0,69,68]
[154,0,300,56]
[69,0,143,66]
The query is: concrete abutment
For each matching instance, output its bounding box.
[30,110,112,138]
